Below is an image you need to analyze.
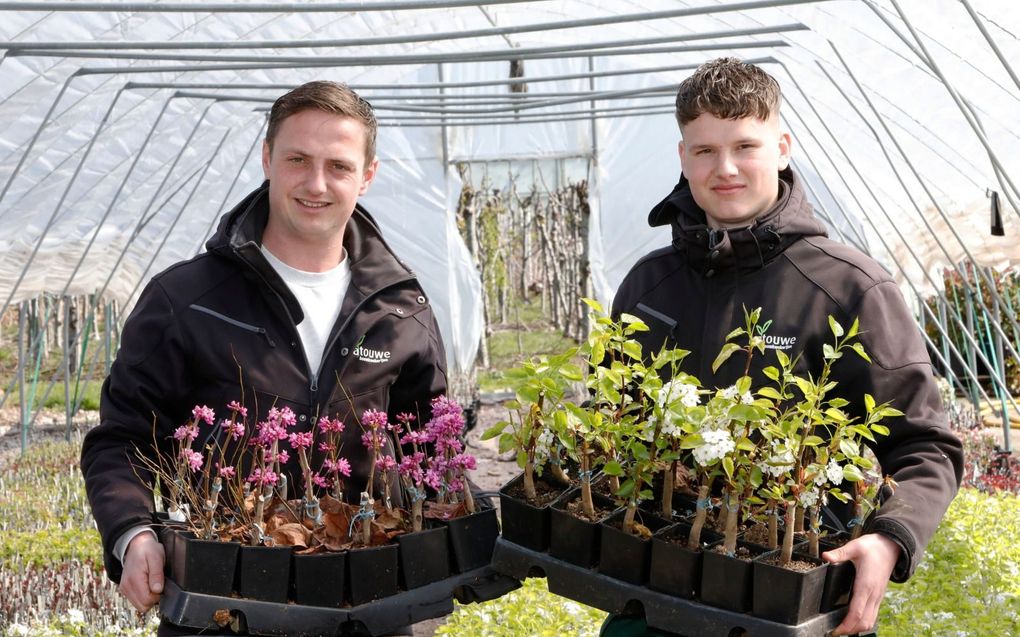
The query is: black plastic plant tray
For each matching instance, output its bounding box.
[160,565,520,637]
[490,537,847,637]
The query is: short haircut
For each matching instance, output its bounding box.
[674,57,782,128]
[266,80,377,164]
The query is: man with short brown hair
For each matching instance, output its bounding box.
[606,57,962,636]
[82,81,446,635]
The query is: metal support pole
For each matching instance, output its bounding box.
[64,296,72,440]
[990,270,1012,453]
[103,299,112,375]
[18,301,27,455]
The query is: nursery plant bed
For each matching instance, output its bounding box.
[159,564,521,637]
[490,537,847,637]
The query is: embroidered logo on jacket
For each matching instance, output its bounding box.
[763,334,798,350]
[756,320,797,351]
[354,345,391,364]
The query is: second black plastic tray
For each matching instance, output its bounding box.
[159,564,520,636]
[490,537,847,637]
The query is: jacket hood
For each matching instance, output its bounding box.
[647,168,828,276]
[205,181,416,321]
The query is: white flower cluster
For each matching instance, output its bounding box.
[825,459,844,485]
[760,445,795,477]
[799,489,819,508]
[659,380,700,409]
[812,459,844,486]
[534,429,555,462]
[692,428,734,466]
[740,390,755,405]
[720,385,740,401]
[659,417,681,437]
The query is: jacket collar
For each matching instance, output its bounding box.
[647,168,827,277]
[206,181,416,322]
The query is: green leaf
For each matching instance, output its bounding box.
[847,317,860,338]
[864,394,876,414]
[590,341,605,366]
[726,327,745,341]
[517,385,541,404]
[879,407,905,419]
[843,464,865,482]
[515,450,529,469]
[722,456,734,479]
[498,433,516,454]
[803,435,826,447]
[679,433,704,450]
[622,340,642,361]
[822,343,839,360]
[851,342,871,363]
[829,315,844,338]
[481,422,508,440]
[758,386,783,400]
[559,364,584,382]
[776,349,790,369]
[871,424,890,437]
[730,404,764,422]
[823,408,848,424]
[839,439,859,458]
[603,460,623,476]
[582,297,604,313]
[712,343,743,373]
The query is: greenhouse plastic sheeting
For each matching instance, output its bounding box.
[0,0,1017,374]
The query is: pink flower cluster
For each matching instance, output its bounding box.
[394,397,476,496]
[305,416,350,496]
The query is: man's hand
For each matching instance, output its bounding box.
[822,533,900,636]
[119,531,165,612]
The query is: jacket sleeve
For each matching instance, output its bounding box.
[838,280,963,582]
[80,280,193,583]
[387,304,448,422]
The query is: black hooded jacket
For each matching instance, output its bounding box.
[81,182,448,581]
[612,169,962,581]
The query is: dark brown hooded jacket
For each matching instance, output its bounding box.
[81,182,447,581]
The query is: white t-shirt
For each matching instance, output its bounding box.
[261,246,351,375]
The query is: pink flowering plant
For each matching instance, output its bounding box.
[136,402,252,541]
[140,393,478,551]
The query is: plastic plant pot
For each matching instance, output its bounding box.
[752,549,828,625]
[291,550,347,608]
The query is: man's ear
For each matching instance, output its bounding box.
[678,139,686,167]
[359,158,379,195]
[261,140,271,178]
[777,131,793,171]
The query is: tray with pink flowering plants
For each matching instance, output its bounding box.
[141,395,513,636]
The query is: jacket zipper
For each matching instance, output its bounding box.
[189,304,276,347]
[237,244,415,407]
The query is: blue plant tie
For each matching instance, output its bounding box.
[696,498,712,510]
[407,486,427,503]
[349,505,377,537]
[578,470,594,484]
[847,517,862,528]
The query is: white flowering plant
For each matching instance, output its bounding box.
[676,308,773,555]
[483,347,583,503]
[576,299,695,538]
[754,315,900,566]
